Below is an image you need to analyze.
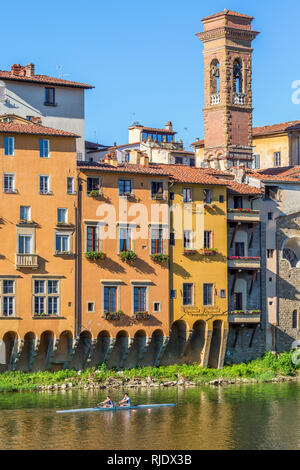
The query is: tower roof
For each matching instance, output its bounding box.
[202,10,254,22]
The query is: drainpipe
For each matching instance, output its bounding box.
[75,172,82,337]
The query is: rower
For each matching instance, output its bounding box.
[97,396,114,408]
[119,393,131,407]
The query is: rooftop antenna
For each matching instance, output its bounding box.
[56,65,70,79]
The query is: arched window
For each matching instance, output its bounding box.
[293,310,298,329]
[233,59,243,93]
[282,237,300,268]
[210,60,220,103]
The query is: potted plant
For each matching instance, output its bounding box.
[118,250,137,262]
[202,248,218,255]
[103,310,124,320]
[134,311,150,320]
[85,251,106,261]
[150,253,169,263]
[183,250,198,256]
[88,190,100,197]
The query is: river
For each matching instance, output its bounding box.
[0,382,299,450]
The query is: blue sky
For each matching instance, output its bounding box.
[2,0,300,148]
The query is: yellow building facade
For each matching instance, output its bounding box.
[161,166,229,368]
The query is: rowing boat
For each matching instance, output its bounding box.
[56,404,176,413]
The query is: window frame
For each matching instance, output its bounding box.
[4,136,15,156]
[39,139,50,158]
[0,279,16,317]
[44,87,55,105]
[32,278,60,317]
[203,283,214,306]
[183,283,194,306]
[3,173,15,193]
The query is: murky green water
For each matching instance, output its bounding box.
[0,382,299,450]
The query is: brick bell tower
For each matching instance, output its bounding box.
[197,10,259,170]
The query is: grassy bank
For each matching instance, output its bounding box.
[0,351,299,392]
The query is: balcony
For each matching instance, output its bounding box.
[229,310,261,324]
[15,254,38,269]
[233,92,246,105]
[211,93,220,105]
[228,257,261,269]
[227,208,260,223]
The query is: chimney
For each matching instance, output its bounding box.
[231,166,246,184]
[139,153,149,167]
[25,63,35,77]
[165,121,173,132]
[128,149,140,165]
[104,150,118,167]
[11,64,22,76]
[31,116,42,124]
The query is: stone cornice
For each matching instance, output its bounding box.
[197,27,259,43]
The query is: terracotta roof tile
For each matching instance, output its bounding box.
[0,70,93,89]
[77,161,169,176]
[202,10,254,21]
[129,125,176,135]
[246,168,300,183]
[0,121,78,137]
[156,164,228,185]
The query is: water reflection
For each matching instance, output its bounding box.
[0,382,299,450]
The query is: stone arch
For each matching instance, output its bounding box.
[124,329,147,369]
[31,330,54,372]
[89,330,111,368]
[233,57,243,93]
[183,320,206,364]
[208,320,223,369]
[282,236,300,268]
[210,59,220,95]
[161,320,188,365]
[107,330,129,370]
[69,330,92,371]
[142,329,164,366]
[51,330,73,371]
[17,332,36,371]
[2,331,18,370]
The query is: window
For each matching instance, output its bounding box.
[134,286,146,313]
[119,179,132,196]
[267,249,274,259]
[233,196,243,209]
[55,233,70,253]
[204,231,212,249]
[265,186,278,200]
[86,226,101,252]
[4,136,14,156]
[268,212,274,221]
[45,87,55,105]
[189,159,195,167]
[67,177,74,194]
[235,242,245,257]
[183,188,192,203]
[1,280,15,317]
[151,228,163,254]
[87,176,101,194]
[220,289,226,298]
[57,208,68,224]
[253,154,260,169]
[234,292,243,310]
[233,59,243,93]
[20,206,31,222]
[39,139,50,158]
[203,189,212,204]
[203,284,213,306]
[175,157,183,164]
[170,233,175,246]
[87,302,95,313]
[183,283,193,306]
[39,175,50,194]
[151,181,164,199]
[18,235,32,254]
[104,286,117,313]
[184,230,193,250]
[3,173,15,192]
[274,152,281,167]
[153,302,161,313]
[210,59,220,96]
[169,192,175,201]
[119,226,133,252]
[170,289,177,299]
[219,195,224,203]
[33,279,60,316]
[293,310,298,329]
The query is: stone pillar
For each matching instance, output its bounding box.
[202,329,213,368]
[45,337,59,370]
[85,338,97,367]
[103,338,116,364]
[119,337,134,369]
[218,328,229,369]
[29,338,40,370]
[154,336,170,367]
[180,329,194,358]
[10,338,24,371]
[137,336,151,366]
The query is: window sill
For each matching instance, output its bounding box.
[32,315,65,319]
[0,316,22,320]
[44,102,57,107]
[54,252,74,257]
[39,191,53,196]
[3,190,18,194]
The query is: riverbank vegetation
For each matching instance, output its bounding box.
[0,351,299,392]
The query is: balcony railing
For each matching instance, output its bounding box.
[15,254,38,269]
[211,93,220,105]
[227,208,260,222]
[233,92,246,105]
[228,256,261,269]
[229,310,261,324]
